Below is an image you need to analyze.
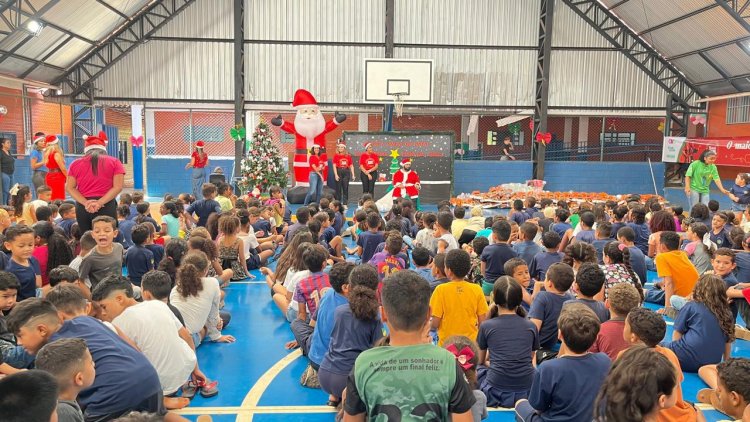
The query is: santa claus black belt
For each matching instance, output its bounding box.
[296,148,309,155]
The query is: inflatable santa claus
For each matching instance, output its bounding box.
[392,158,422,209]
[271,89,346,186]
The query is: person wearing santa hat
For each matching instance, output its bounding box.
[0,137,15,205]
[42,134,68,200]
[332,141,355,208]
[29,132,48,195]
[359,142,379,197]
[392,158,422,210]
[185,140,210,200]
[271,89,345,187]
[304,144,325,205]
[66,132,126,232]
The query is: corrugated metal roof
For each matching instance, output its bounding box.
[549,51,665,108]
[600,0,715,34]
[395,0,538,46]
[245,44,383,104]
[395,47,536,107]
[553,1,611,48]
[706,44,750,77]
[156,0,232,39]
[97,40,233,100]
[246,0,383,43]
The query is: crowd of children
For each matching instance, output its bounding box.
[4,176,750,422]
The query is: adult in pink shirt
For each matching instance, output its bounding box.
[65,132,125,232]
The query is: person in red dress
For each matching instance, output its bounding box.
[185,140,209,199]
[392,158,422,210]
[42,135,68,200]
[359,143,379,197]
[332,142,355,208]
[304,145,325,205]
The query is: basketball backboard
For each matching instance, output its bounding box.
[363,59,434,104]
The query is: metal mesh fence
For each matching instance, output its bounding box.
[151,109,236,157]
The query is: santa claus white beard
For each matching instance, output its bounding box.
[294,112,326,143]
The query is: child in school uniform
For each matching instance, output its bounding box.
[354,213,385,264]
[504,258,534,308]
[4,225,42,301]
[622,307,701,421]
[35,338,96,422]
[184,183,222,228]
[513,222,542,266]
[528,262,575,353]
[564,262,609,322]
[665,274,735,372]
[115,204,135,250]
[591,222,612,264]
[429,253,449,292]
[411,246,434,284]
[589,282,640,360]
[481,220,518,296]
[477,276,538,408]
[529,231,564,284]
[78,216,124,290]
[515,303,610,421]
[123,224,154,287]
[430,249,488,346]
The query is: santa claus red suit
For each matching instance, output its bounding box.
[271,89,346,186]
[392,158,421,200]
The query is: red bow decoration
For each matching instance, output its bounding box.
[535,132,552,144]
[446,344,475,370]
[130,135,144,148]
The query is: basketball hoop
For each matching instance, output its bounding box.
[392,93,406,117]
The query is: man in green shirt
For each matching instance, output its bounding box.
[343,271,476,422]
[685,150,728,209]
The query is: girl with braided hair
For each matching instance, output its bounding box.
[598,241,643,302]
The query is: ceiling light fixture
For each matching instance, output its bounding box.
[25,20,44,36]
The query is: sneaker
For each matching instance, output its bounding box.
[736,324,750,341]
[299,364,320,389]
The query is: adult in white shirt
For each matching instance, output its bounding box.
[91,274,208,409]
[169,251,236,345]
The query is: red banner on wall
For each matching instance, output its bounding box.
[662,137,750,167]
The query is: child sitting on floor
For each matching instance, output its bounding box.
[32,222,73,287]
[589,282,640,360]
[513,222,542,266]
[431,249,489,346]
[697,358,750,420]
[217,215,250,281]
[528,262,575,353]
[503,258,533,308]
[664,274,734,372]
[481,220,517,294]
[318,263,380,406]
[124,224,154,287]
[434,211,458,253]
[593,346,678,422]
[370,234,406,286]
[467,236,489,289]
[514,303,610,421]
[564,262,609,322]
[5,225,42,301]
[529,231,564,284]
[477,276,538,408]
[592,222,612,264]
[237,209,275,270]
[647,231,699,312]
[352,213,385,264]
[429,253,449,292]
[78,216,123,290]
[411,246,434,284]
[599,241,643,302]
[622,307,700,421]
[443,335,487,421]
[343,271,477,420]
[35,338,95,422]
[414,212,438,253]
[115,204,135,250]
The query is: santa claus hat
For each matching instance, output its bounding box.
[83,131,108,153]
[292,89,318,108]
[196,140,205,149]
[401,158,412,166]
[44,134,58,146]
[33,135,46,145]
[364,142,372,150]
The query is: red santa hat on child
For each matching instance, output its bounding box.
[44,134,58,145]
[83,131,108,153]
[292,89,318,108]
[33,135,46,145]
[364,142,373,150]
[196,140,205,149]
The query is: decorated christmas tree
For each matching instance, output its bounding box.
[238,121,287,194]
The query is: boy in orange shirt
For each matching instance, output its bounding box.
[622,307,701,422]
[644,231,699,315]
[430,249,488,346]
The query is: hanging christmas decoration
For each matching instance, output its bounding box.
[535,132,552,145]
[528,119,534,131]
[690,115,706,126]
[129,135,144,148]
[658,120,665,132]
[508,122,521,135]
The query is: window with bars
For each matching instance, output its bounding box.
[727,97,750,124]
[600,132,635,146]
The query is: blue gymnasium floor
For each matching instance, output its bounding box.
[175,263,746,422]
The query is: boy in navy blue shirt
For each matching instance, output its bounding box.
[128,192,144,221]
[627,205,650,255]
[551,208,571,239]
[515,302,610,421]
[481,220,517,284]
[250,206,273,236]
[609,205,628,239]
[412,246,434,283]
[354,213,385,264]
[591,222,612,264]
[509,200,529,226]
[185,183,222,228]
[115,204,135,250]
[124,224,154,287]
[56,203,77,239]
[616,226,648,286]
[529,262,575,351]
[563,263,609,322]
[729,172,750,212]
[512,222,542,266]
[709,212,731,248]
[142,224,164,268]
[4,226,41,301]
[7,291,171,421]
[135,202,159,232]
[573,211,596,244]
[529,231,564,283]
